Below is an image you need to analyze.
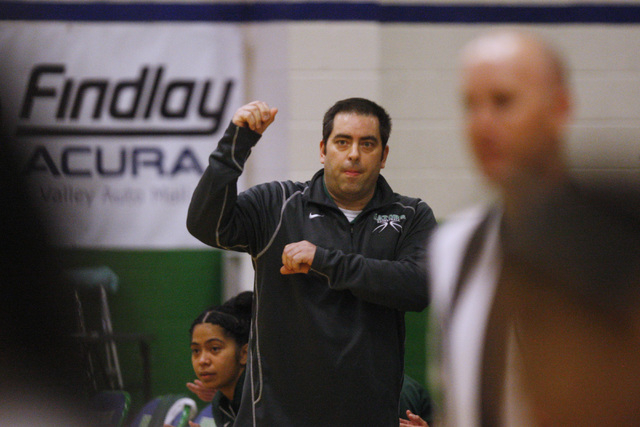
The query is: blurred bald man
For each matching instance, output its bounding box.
[427,30,640,427]
[460,30,571,216]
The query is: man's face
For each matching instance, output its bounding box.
[320,112,389,210]
[462,46,565,188]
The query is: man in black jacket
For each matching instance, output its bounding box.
[187,98,436,426]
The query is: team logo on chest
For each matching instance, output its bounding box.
[373,213,406,233]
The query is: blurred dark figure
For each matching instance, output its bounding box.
[0,117,91,424]
[502,179,640,426]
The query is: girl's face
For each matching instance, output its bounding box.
[191,323,247,400]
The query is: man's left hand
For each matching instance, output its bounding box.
[280,240,316,275]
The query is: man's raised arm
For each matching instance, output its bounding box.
[186,101,277,248]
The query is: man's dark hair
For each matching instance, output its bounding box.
[322,98,392,148]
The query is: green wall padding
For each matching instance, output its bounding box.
[63,247,431,417]
[404,309,429,387]
[62,248,223,416]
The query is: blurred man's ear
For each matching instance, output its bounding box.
[553,87,572,131]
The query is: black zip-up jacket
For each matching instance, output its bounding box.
[208,369,245,426]
[187,123,437,426]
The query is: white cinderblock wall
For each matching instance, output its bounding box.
[242,18,640,221]
[226,2,640,297]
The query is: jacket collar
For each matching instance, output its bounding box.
[215,368,245,416]
[305,169,395,212]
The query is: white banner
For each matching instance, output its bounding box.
[0,23,244,248]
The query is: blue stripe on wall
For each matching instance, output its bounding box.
[1,1,640,23]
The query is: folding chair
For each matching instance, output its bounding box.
[67,265,123,391]
[128,394,197,427]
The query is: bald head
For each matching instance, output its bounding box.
[462,30,567,90]
[460,30,572,195]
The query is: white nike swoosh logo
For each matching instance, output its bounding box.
[309,213,324,219]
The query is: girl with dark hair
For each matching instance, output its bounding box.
[187,291,252,426]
